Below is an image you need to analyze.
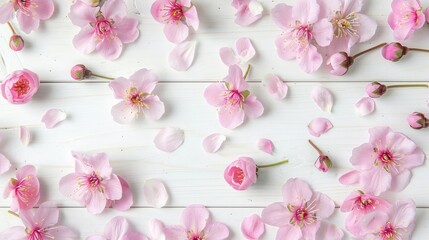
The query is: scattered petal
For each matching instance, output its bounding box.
[241,214,265,240]
[169,41,197,71]
[19,126,31,146]
[311,86,334,112]
[41,109,67,129]
[202,133,227,153]
[258,138,274,155]
[263,74,288,99]
[143,179,169,208]
[0,153,11,175]
[355,97,375,117]
[236,37,256,62]
[154,127,185,152]
[148,219,165,240]
[315,222,344,240]
[307,118,333,137]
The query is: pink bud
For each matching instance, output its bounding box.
[9,35,24,51]
[327,52,353,76]
[382,42,407,62]
[314,155,332,172]
[366,81,387,98]
[407,112,428,129]
[224,157,257,191]
[70,64,92,80]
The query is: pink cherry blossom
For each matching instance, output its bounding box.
[69,0,139,60]
[224,157,257,190]
[339,127,425,195]
[109,69,165,124]
[204,65,264,129]
[3,165,40,212]
[0,201,77,240]
[1,69,39,105]
[232,0,264,26]
[262,178,335,240]
[59,151,123,214]
[388,0,425,40]
[164,204,229,240]
[0,0,54,34]
[151,0,199,43]
[271,0,333,73]
[220,37,256,67]
[87,216,148,240]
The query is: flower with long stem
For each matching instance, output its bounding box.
[308,139,332,172]
[70,64,114,81]
[5,22,24,51]
[366,81,428,98]
[382,42,429,61]
[408,112,428,129]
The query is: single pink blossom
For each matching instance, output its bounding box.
[69,0,139,60]
[87,216,148,240]
[262,178,335,240]
[1,69,40,104]
[232,0,264,26]
[164,204,229,240]
[224,157,257,190]
[382,42,407,62]
[220,37,256,67]
[407,112,428,129]
[204,65,264,129]
[388,0,425,40]
[339,127,425,195]
[241,214,265,240]
[271,0,333,73]
[151,0,199,43]
[109,69,165,124]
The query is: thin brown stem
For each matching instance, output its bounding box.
[308,139,323,155]
[8,210,19,218]
[352,42,387,59]
[243,64,251,80]
[6,22,16,35]
[91,73,114,80]
[257,159,288,169]
[408,48,429,53]
[387,84,429,89]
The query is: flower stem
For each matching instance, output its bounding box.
[8,210,19,218]
[387,84,429,89]
[257,159,288,169]
[6,22,16,35]
[91,73,114,80]
[308,139,323,155]
[408,48,429,53]
[243,64,251,80]
[352,42,387,59]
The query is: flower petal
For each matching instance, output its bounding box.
[19,126,31,146]
[202,133,227,153]
[111,101,137,124]
[148,219,165,240]
[258,138,274,155]
[111,176,133,211]
[164,21,189,43]
[339,170,361,185]
[244,95,264,119]
[143,179,169,208]
[104,216,130,239]
[276,225,302,240]
[241,214,265,240]
[169,41,197,71]
[41,109,67,129]
[154,127,185,152]
[311,86,334,112]
[142,95,165,121]
[234,0,264,26]
[355,97,375,117]
[263,74,288,100]
[307,118,333,137]
[236,37,256,62]
[204,222,230,240]
[220,47,240,66]
[0,3,15,24]
[181,204,210,234]
[261,202,292,227]
[0,153,11,175]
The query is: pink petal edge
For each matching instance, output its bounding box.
[19,126,31,146]
[143,179,169,208]
[202,133,227,153]
[154,127,185,152]
[307,118,333,137]
[263,74,288,100]
[41,109,67,129]
[311,86,334,112]
[0,153,11,175]
[355,97,375,117]
[169,41,197,71]
[241,214,265,240]
[258,138,274,155]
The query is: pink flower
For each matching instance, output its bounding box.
[408,112,428,129]
[109,69,165,124]
[232,0,264,27]
[69,0,139,60]
[151,0,199,43]
[3,165,40,212]
[327,52,353,76]
[388,0,425,40]
[1,69,39,104]
[0,201,77,240]
[224,157,257,190]
[382,42,407,62]
[164,204,229,240]
[59,151,123,214]
[87,216,148,240]
[339,127,425,195]
[340,190,391,237]
[204,65,264,129]
[262,178,335,240]
[271,0,333,73]
[0,0,54,34]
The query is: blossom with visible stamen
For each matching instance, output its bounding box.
[4,165,40,212]
[388,0,425,40]
[1,69,39,104]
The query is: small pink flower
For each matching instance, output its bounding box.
[87,216,148,240]
[204,65,264,129]
[408,112,428,129]
[164,204,229,240]
[70,64,91,80]
[151,0,199,43]
[1,69,39,104]
[0,0,54,34]
[9,35,24,51]
[69,0,139,60]
[327,52,353,76]
[366,81,387,98]
[224,157,257,190]
[388,0,425,40]
[109,69,165,124]
[3,165,40,212]
[232,0,264,27]
[382,42,407,62]
[262,178,335,240]
[339,127,425,195]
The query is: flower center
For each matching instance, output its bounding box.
[231,167,245,184]
[224,89,245,108]
[162,1,185,23]
[17,0,31,7]
[354,195,376,210]
[26,226,46,240]
[332,11,359,38]
[187,231,204,240]
[287,202,317,228]
[374,148,399,173]
[87,172,101,188]
[94,14,114,38]
[379,222,398,240]
[126,87,149,113]
[12,77,31,97]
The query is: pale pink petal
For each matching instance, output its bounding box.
[184,6,199,30]
[282,178,313,205]
[16,11,40,34]
[390,169,411,192]
[142,95,165,120]
[32,0,54,20]
[313,192,335,219]
[244,95,264,119]
[129,68,158,94]
[263,74,288,100]
[307,118,333,137]
[311,86,334,112]
[109,77,131,99]
[315,222,343,240]
[359,211,389,234]
[204,83,227,107]
[276,225,302,240]
[0,3,14,24]
[143,179,169,208]
[86,190,107,214]
[355,97,375,117]
[236,37,256,62]
[390,200,416,229]
[204,222,230,240]
[164,226,187,240]
[361,167,392,195]
[101,0,127,19]
[96,38,123,60]
[59,173,84,202]
[271,3,294,30]
[86,235,108,240]
[72,26,97,54]
[115,18,140,44]
[104,216,130,239]
[339,170,361,185]
[219,106,245,129]
[110,176,133,211]
[42,109,67,128]
[297,44,323,73]
[261,202,291,227]
[241,214,265,240]
[0,153,11,175]
[148,219,165,240]
[0,226,27,240]
[103,174,122,201]
[111,101,137,124]
[68,0,97,27]
[164,22,189,43]
[258,138,274,155]
[292,0,320,24]
[312,18,333,47]
[125,231,149,240]
[150,0,164,22]
[235,1,264,26]
[202,133,227,153]
[355,14,378,43]
[169,41,197,71]
[220,47,240,66]
[19,126,31,146]
[181,205,210,233]
[154,127,185,152]
[48,226,78,240]
[32,201,59,228]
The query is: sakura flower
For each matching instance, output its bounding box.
[0,201,77,240]
[0,0,54,34]
[69,0,139,60]
[4,165,40,212]
[1,69,40,105]
[164,204,229,240]
[388,0,425,40]
[232,0,264,26]
[59,151,123,214]
[271,0,333,73]
[151,0,199,43]
[109,69,165,124]
[87,216,148,240]
[220,37,256,67]
[339,127,425,195]
[262,178,335,240]
[204,65,264,129]
[224,157,258,190]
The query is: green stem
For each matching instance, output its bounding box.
[91,73,114,80]
[257,159,288,169]
[8,210,19,218]
[352,42,387,59]
[308,139,323,155]
[243,64,251,80]
[7,22,16,35]
[387,84,429,89]
[408,48,429,53]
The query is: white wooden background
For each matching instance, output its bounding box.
[0,0,429,239]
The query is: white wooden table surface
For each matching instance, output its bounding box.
[1,0,429,239]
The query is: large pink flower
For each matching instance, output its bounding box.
[271,0,333,73]
[261,178,336,240]
[224,157,257,190]
[0,0,54,34]
[388,0,425,40]
[1,69,39,105]
[3,165,40,212]
[69,0,139,60]
[87,216,148,240]
[164,204,229,240]
[109,68,165,124]
[0,201,77,240]
[151,0,199,43]
[204,65,264,129]
[339,127,425,195]
[59,151,123,214]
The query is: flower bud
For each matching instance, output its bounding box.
[9,35,24,51]
[314,155,332,172]
[327,52,354,76]
[382,42,407,62]
[407,112,428,129]
[366,81,387,98]
[70,64,92,80]
[224,157,257,191]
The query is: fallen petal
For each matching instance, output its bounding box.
[0,153,11,175]
[311,86,334,112]
[19,126,31,146]
[220,47,240,66]
[263,74,288,99]
[169,41,197,71]
[307,118,333,137]
[143,179,169,208]
[241,214,265,240]
[154,127,185,152]
[258,138,274,155]
[355,97,375,117]
[41,109,67,129]
[202,133,227,153]
[148,219,165,240]
[236,37,256,62]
